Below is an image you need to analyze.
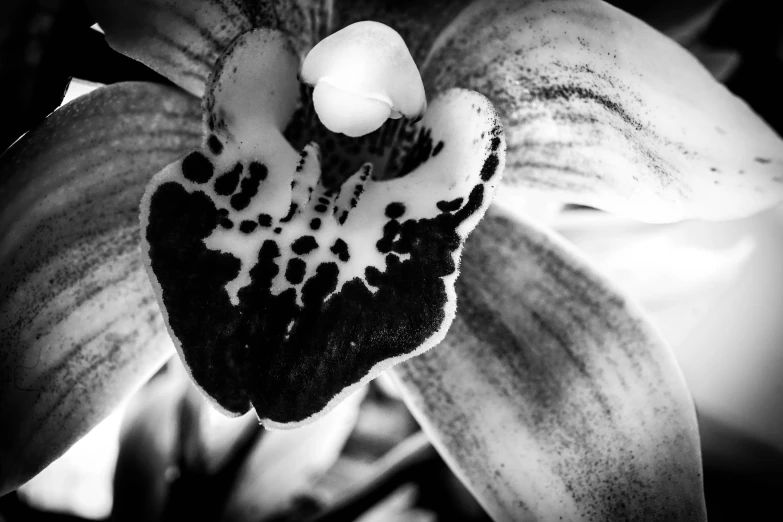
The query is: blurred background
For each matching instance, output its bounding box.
[1,0,782,520]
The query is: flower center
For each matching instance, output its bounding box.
[299,21,426,138]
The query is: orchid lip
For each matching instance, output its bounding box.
[139,26,504,428]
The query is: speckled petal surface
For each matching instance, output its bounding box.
[393,207,706,521]
[140,29,505,427]
[0,82,200,496]
[423,0,783,222]
[87,0,331,97]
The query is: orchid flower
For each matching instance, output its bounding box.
[2,0,783,520]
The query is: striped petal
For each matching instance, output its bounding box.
[0,82,201,495]
[391,207,706,521]
[86,0,332,97]
[565,206,783,457]
[423,0,783,222]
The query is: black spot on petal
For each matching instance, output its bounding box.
[285,258,306,284]
[437,198,464,212]
[248,161,268,180]
[377,220,400,254]
[214,162,243,196]
[240,220,258,234]
[330,239,350,262]
[280,203,298,223]
[182,151,214,184]
[480,153,499,182]
[291,236,318,255]
[385,203,406,219]
[207,135,223,155]
[230,165,264,211]
[258,214,272,227]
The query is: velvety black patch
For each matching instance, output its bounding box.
[230,162,266,211]
[146,182,248,413]
[240,220,258,234]
[280,203,297,223]
[220,217,234,229]
[291,236,318,255]
[480,153,500,182]
[285,258,306,284]
[208,135,223,155]
[146,166,489,425]
[182,151,214,184]
[309,218,321,230]
[314,204,328,213]
[258,214,272,227]
[437,198,464,212]
[214,162,243,196]
[385,202,406,219]
[248,161,268,180]
[330,238,350,262]
[376,220,400,254]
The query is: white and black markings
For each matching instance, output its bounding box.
[140,28,505,428]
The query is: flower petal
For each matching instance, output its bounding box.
[140,28,505,427]
[391,207,706,521]
[0,82,200,495]
[86,0,331,97]
[561,206,783,456]
[423,0,783,222]
[331,0,475,65]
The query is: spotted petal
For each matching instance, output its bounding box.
[424,0,783,222]
[140,28,505,427]
[0,82,200,495]
[392,207,706,520]
[86,0,331,97]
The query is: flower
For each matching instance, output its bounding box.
[1,0,782,520]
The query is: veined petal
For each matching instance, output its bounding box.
[331,0,475,65]
[424,0,783,222]
[391,208,706,521]
[140,28,504,427]
[562,205,783,456]
[86,0,331,97]
[0,82,200,495]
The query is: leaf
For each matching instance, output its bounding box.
[423,0,783,222]
[0,82,200,495]
[392,207,707,521]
